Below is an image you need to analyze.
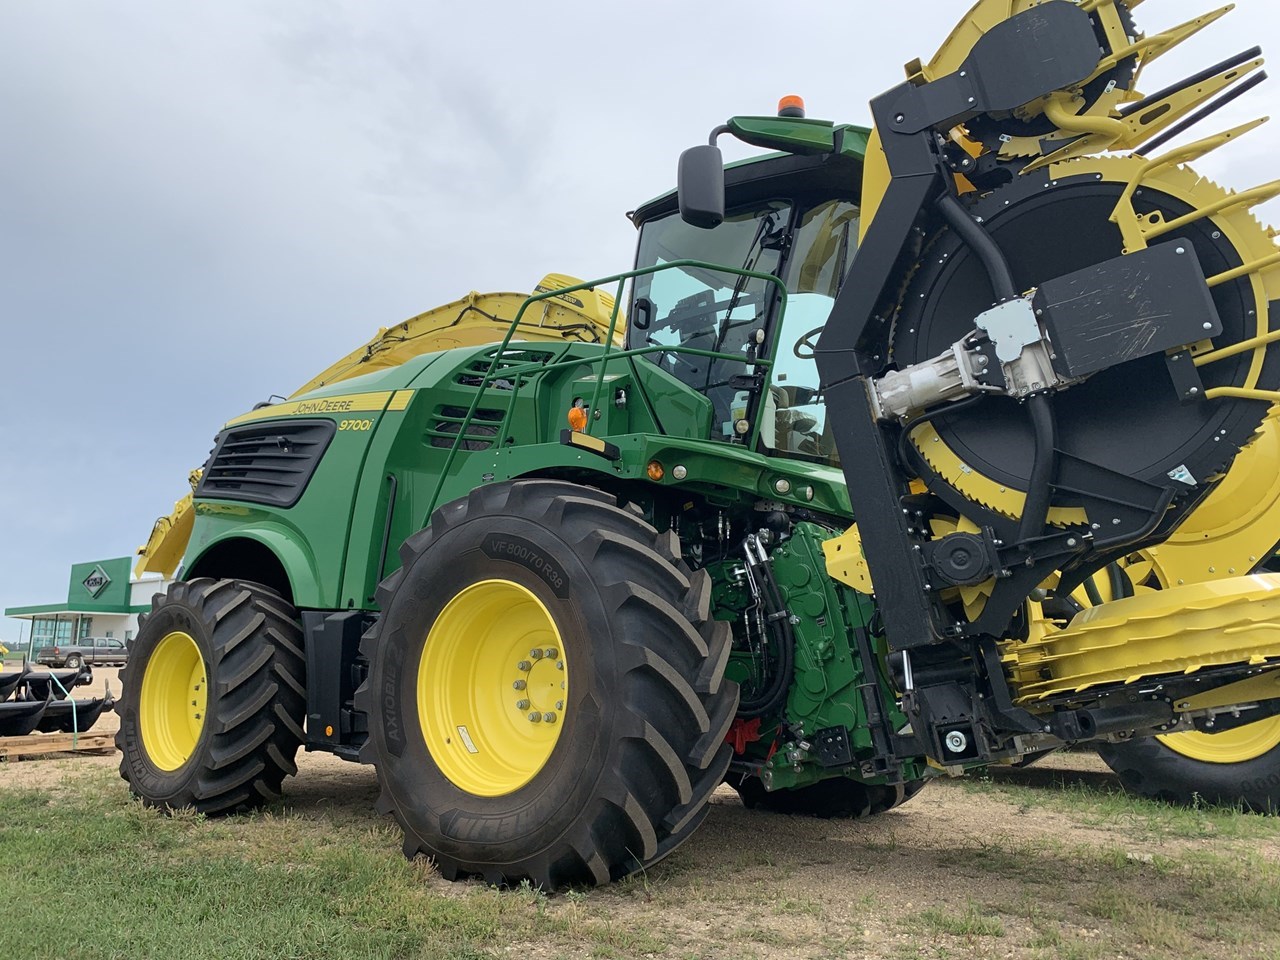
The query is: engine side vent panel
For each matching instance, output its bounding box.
[197,420,336,507]
[427,405,504,450]
[453,348,556,389]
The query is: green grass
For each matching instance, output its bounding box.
[959,771,1280,842]
[9,762,1280,959]
[904,903,1005,938]
[0,770,657,960]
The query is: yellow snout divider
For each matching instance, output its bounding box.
[1004,573,1280,703]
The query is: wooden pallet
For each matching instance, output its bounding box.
[0,732,115,760]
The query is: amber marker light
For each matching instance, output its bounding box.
[646,460,665,481]
[777,95,806,118]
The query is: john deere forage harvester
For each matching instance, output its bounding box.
[121,0,1280,886]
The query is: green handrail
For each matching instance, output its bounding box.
[425,259,788,517]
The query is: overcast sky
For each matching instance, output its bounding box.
[3,1,1279,643]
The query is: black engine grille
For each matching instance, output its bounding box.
[197,420,336,508]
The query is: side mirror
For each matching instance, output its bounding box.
[677,144,725,229]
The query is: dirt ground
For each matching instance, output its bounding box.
[6,666,1280,959]
[0,665,1255,857]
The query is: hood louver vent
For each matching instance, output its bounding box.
[453,348,555,389]
[428,405,504,451]
[197,420,336,507]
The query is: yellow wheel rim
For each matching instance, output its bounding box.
[418,580,568,797]
[1158,716,1280,764]
[139,631,207,771]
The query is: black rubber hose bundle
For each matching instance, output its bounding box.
[736,549,796,720]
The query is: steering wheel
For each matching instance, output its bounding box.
[793,325,825,359]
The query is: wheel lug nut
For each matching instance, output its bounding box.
[516,699,530,710]
[530,648,544,660]
[517,660,532,672]
[556,700,564,710]
[543,712,556,723]
[528,712,542,723]
[556,660,564,671]
[512,679,526,690]
[544,648,558,659]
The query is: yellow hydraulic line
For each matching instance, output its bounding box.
[1145,180,1280,240]
[1206,251,1280,289]
[1194,327,1280,367]
[1043,95,1127,141]
[1204,387,1280,402]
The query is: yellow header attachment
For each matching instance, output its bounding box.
[908,0,1265,165]
[136,274,621,578]
[293,273,624,397]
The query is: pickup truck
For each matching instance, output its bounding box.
[35,637,129,669]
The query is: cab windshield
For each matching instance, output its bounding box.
[630,202,790,443]
[629,197,858,464]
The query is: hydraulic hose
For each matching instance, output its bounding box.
[1017,393,1057,542]
[736,540,796,720]
[934,193,1059,542]
[1107,561,1134,600]
[935,193,1017,302]
[1083,573,1106,608]
[896,393,986,475]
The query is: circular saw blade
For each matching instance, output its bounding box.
[896,157,1280,525]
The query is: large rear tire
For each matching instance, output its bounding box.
[732,774,927,818]
[116,579,307,815]
[1098,721,1280,810]
[357,480,738,888]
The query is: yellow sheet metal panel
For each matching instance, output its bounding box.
[822,525,874,594]
[1005,573,1280,701]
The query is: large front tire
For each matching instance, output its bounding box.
[357,480,738,888]
[116,579,307,814]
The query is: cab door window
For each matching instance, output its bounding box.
[765,199,859,463]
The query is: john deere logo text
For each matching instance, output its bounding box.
[82,565,112,599]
